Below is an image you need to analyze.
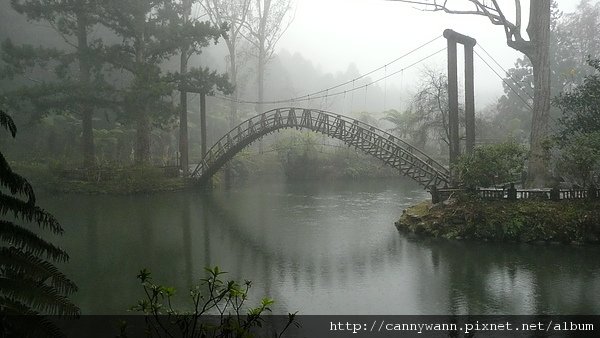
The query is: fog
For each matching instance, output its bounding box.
[276,0,579,107]
[0,0,581,113]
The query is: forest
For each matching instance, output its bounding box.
[0,1,599,189]
[1,0,600,336]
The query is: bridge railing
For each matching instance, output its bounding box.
[191,108,451,186]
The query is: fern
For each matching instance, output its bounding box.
[0,110,17,137]
[0,195,63,234]
[0,109,80,333]
[0,247,76,294]
[0,152,36,204]
[0,277,80,316]
[0,221,68,262]
[0,298,66,338]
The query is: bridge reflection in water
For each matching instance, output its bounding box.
[46,180,600,314]
[192,108,450,188]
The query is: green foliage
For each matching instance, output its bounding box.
[2,0,117,168]
[2,0,232,167]
[555,132,600,186]
[276,132,319,180]
[0,110,79,336]
[398,198,600,243]
[552,58,600,186]
[273,132,396,180]
[495,1,600,136]
[97,0,231,163]
[454,142,527,188]
[126,266,298,338]
[554,58,600,140]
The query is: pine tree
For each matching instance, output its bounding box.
[2,0,112,169]
[98,0,229,164]
[174,0,232,174]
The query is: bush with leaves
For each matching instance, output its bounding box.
[125,266,298,338]
[454,141,527,188]
[0,110,79,336]
[555,132,600,187]
[554,58,600,141]
[553,58,600,186]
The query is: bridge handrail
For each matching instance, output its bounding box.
[191,108,450,182]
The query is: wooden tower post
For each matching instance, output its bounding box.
[443,29,477,186]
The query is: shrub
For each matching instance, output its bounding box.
[454,141,527,188]
[555,132,600,187]
[125,266,298,337]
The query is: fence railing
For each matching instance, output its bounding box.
[431,184,600,203]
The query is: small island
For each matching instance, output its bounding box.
[396,196,600,244]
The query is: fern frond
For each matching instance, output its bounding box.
[0,247,77,294]
[0,296,38,315]
[0,277,80,316]
[0,221,69,262]
[0,110,17,137]
[0,301,65,338]
[0,152,36,204]
[0,194,63,234]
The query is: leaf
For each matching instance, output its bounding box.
[0,110,17,137]
[0,221,69,262]
[0,247,76,294]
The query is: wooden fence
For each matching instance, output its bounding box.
[431,184,600,203]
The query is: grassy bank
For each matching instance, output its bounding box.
[396,197,600,244]
[12,162,194,194]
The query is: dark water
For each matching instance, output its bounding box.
[42,178,600,315]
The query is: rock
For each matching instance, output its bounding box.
[428,202,444,212]
[443,198,457,207]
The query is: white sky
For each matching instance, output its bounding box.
[276,0,580,108]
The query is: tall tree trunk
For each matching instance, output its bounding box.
[228,49,238,128]
[256,49,265,115]
[256,39,265,154]
[256,0,269,115]
[225,45,238,186]
[179,78,189,173]
[526,0,551,187]
[76,14,95,169]
[179,0,191,175]
[133,10,150,164]
[135,110,151,164]
[81,110,94,167]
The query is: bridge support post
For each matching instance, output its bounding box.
[446,38,460,167]
[430,185,440,204]
[465,43,475,155]
[444,29,477,186]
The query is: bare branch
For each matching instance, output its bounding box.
[514,0,522,30]
[390,0,531,54]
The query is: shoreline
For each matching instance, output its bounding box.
[395,198,600,244]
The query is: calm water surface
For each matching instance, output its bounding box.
[42,178,600,315]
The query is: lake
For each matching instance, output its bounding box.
[43,178,600,315]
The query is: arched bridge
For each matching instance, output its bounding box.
[191,108,450,188]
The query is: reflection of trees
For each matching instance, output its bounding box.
[50,182,600,315]
[205,194,403,293]
[182,198,193,286]
[414,238,600,314]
